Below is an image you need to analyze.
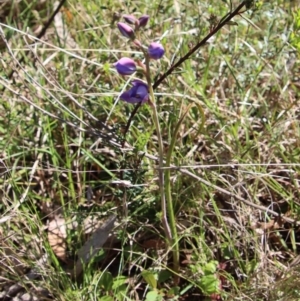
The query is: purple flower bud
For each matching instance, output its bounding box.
[148,42,164,60]
[123,14,138,25]
[117,22,135,39]
[114,57,136,75]
[138,15,149,28]
[120,80,149,104]
[133,39,142,48]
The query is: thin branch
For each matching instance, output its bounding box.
[152,1,247,89]
[123,1,248,140]
[1,0,67,91]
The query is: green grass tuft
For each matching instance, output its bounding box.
[0,0,300,300]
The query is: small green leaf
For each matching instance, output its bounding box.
[167,286,180,297]
[145,291,163,301]
[199,274,220,295]
[203,261,218,275]
[99,271,113,291]
[142,270,157,290]
[157,270,172,283]
[114,285,128,301]
[112,276,127,290]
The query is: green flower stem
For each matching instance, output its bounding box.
[144,54,172,245]
[165,104,193,278]
[144,54,193,281]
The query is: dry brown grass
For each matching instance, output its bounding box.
[0,0,300,300]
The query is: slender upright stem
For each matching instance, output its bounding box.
[144,54,172,244]
[165,104,193,282]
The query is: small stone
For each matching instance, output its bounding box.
[20,293,38,301]
[8,283,23,296]
[20,293,32,301]
[0,291,6,298]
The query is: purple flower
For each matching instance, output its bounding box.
[120,80,149,104]
[117,22,135,39]
[148,42,164,60]
[123,14,138,25]
[138,15,149,28]
[114,57,136,75]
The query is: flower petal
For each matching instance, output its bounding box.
[114,57,136,75]
[120,80,149,104]
[117,22,135,39]
[123,14,138,25]
[138,15,150,28]
[148,42,165,60]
